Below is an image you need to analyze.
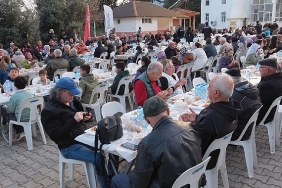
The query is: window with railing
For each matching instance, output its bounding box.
[251,0,273,22]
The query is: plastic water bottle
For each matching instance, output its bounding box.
[246,70,250,82]
[75,71,80,80]
[137,106,143,121]
[256,62,260,70]
[3,81,11,93]
[35,60,39,67]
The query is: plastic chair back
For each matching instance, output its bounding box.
[208,72,216,81]
[32,77,41,85]
[212,54,221,73]
[192,77,206,88]
[136,54,143,64]
[89,84,108,105]
[16,96,44,122]
[259,96,282,125]
[172,157,211,188]
[62,72,76,79]
[176,65,188,80]
[221,68,228,73]
[115,76,132,95]
[127,63,139,69]
[233,107,262,142]
[101,101,126,118]
[203,132,233,171]
[53,69,67,80]
[100,52,108,59]
[72,66,80,73]
[28,72,39,86]
[98,59,110,72]
[240,56,246,68]
[110,51,116,65]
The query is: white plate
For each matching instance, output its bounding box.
[85,128,96,136]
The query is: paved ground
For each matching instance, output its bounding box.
[0,121,281,188]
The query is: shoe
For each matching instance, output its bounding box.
[15,132,25,141]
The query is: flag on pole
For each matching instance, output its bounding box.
[103,5,114,38]
[84,3,91,42]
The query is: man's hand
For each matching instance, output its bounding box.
[74,112,84,122]
[179,108,197,122]
[83,112,92,121]
[166,88,173,95]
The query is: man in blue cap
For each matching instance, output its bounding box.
[41,77,110,188]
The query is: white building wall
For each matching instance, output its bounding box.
[135,17,158,33]
[201,0,232,29]
[157,18,170,31]
[114,18,138,32]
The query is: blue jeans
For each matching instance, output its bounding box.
[111,174,130,188]
[60,144,110,188]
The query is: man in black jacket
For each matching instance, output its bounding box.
[111,96,202,188]
[201,22,212,40]
[180,73,241,169]
[257,59,282,125]
[94,41,106,58]
[225,68,262,141]
[203,38,217,58]
[41,78,110,188]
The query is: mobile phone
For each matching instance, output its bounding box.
[121,142,138,151]
[83,112,90,118]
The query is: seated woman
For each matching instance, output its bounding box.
[245,43,262,67]
[191,42,208,72]
[156,50,166,61]
[218,46,239,71]
[132,56,151,83]
[147,35,159,47]
[159,59,186,98]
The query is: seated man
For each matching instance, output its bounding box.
[180,73,241,169]
[164,42,178,59]
[111,96,202,188]
[225,68,262,141]
[257,59,282,125]
[8,76,34,140]
[110,62,129,95]
[41,77,110,188]
[134,62,172,106]
[45,49,70,81]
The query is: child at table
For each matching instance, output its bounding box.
[3,67,19,93]
[37,69,50,85]
[8,76,34,141]
[79,64,99,104]
[110,62,129,95]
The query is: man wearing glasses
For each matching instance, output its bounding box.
[257,59,282,125]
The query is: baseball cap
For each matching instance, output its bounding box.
[259,59,277,69]
[56,77,81,95]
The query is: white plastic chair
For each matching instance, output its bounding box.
[203,132,233,188]
[28,72,39,86]
[240,56,247,69]
[221,68,228,73]
[98,59,111,72]
[185,63,193,91]
[101,101,126,118]
[258,96,282,154]
[53,68,67,81]
[192,77,206,88]
[208,72,216,81]
[110,51,116,66]
[62,72,76,79]
[59,152,97,188]
[135,54,143,64]
[196,56,214,82]
[8,96,47,150]
[212,54,221,73]
[127,63,139,69]
[229,107,262,178]
[72,66,80,73]
[32,77,41,85]
[92,69,105,75]
[81,84,108,122]
[100,52,108,59]
[172,157,211,188]
[276,105,282,147]
[176,65,188,81]
[107,76,134,110]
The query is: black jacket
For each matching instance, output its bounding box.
[191,101,241,169]
[257,72,282,124]
[186,30,194,43]
[203,44,217,58]
[94,46,106,58]
[129,116,202,188]
[201,26,212,40]
[41,98,86,149]
[231,81,262,140]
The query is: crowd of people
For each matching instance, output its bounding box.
[1,20,282,187]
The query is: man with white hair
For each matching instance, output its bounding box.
[45,49,70,80]
[134,62,172,106]
[164,42,178,59]
[180,73,241,169]
[62,44,71,60]
[218,37,233,55]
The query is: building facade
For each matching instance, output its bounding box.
[200,0,282,29]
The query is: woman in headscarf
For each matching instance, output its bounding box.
[157,50,166,61]
[218,46,239,71]
[213,36,221,46]
[132,56,151,84]
[245,43,262,67]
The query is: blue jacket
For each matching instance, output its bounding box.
[0,70,8,85]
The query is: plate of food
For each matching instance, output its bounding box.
[84,127,97,136]
[167,96,184,103]
[189,100,209,110]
